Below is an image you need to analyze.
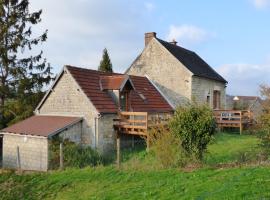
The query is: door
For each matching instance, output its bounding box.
[213,90,221,109]
[0,135,3,167]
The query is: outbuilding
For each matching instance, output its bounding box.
[1,115,82,171]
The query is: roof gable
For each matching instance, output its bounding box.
[157,39,227,83]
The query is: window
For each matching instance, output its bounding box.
[213,90,221,109]
[206,95,210,105]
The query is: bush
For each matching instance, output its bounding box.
[49,138,101,169]
[148,125,189,168]
[169,103,216,160]
[257,84,270,158]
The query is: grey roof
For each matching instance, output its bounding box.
[157,39,227,83]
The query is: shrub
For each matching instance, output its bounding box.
[169,103,216,160]
[148,125,189,168]
[257,84,270,158]
[49,138,101,169]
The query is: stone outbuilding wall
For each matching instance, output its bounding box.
[2,120,82,171]
[2,134,48,171]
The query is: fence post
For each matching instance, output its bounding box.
[16,146,21,172]
[116,133,121,168]
[60,143,63,170]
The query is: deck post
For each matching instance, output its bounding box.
[146,113,150,152]
[240,111,242,135]
[116,132,121,168]
[16,146,21,172]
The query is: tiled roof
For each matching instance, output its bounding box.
[100,75,127,90]
[66,66,173,113]
[1,115,82,137]
[157,39,227,83]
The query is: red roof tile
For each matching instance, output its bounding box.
[1,115,82,137]
[100,75,126,90]
[66,66,173,113]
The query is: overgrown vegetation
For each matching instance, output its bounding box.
[169,104,216,160]
[49,138,101,169]
[148,126,189,168]
[258,84,270,158]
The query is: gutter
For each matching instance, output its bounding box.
[94,113,102,149]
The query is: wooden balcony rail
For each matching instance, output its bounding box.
[214,110,253,134]
[113,112,148,136]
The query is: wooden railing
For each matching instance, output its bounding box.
[214,110,253,134]
[113,112,148,136]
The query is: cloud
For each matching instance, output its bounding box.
[252,0,270,9]
[217,60,270,96]
[28,0,150,73]
[166,25,212,45]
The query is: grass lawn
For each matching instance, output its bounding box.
[0,132,269,200]
[204,132,261,165]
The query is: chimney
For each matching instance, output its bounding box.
[145,32,156,46]
[169,39,178,45]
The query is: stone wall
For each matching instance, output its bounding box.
[97,114,117,154]
[2,134,48,171]
[127,38,193,108]
[58,121,83,144]
[37,69,99,147]
[192,76,226,109]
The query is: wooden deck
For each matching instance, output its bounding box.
[214,110,253,134]
[113,112,148,136]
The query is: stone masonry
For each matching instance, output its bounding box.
[37,69,99,148]
[127,38,193,108]
[3,134,48,171]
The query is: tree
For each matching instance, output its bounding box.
[98,48,113,72]
[0,0,53,127]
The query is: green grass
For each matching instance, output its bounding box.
[204,132,261,165]
[0,132,269,200]
[1,166,270,199]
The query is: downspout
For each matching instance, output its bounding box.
[94,113,101,149]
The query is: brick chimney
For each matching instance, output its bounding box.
[169,39,177,45]
[145,32,156,46]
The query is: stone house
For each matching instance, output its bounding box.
[0,32,228,171]
[0,65,173,171]
[126,32,228,109]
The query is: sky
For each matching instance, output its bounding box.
[29,0,270,96]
